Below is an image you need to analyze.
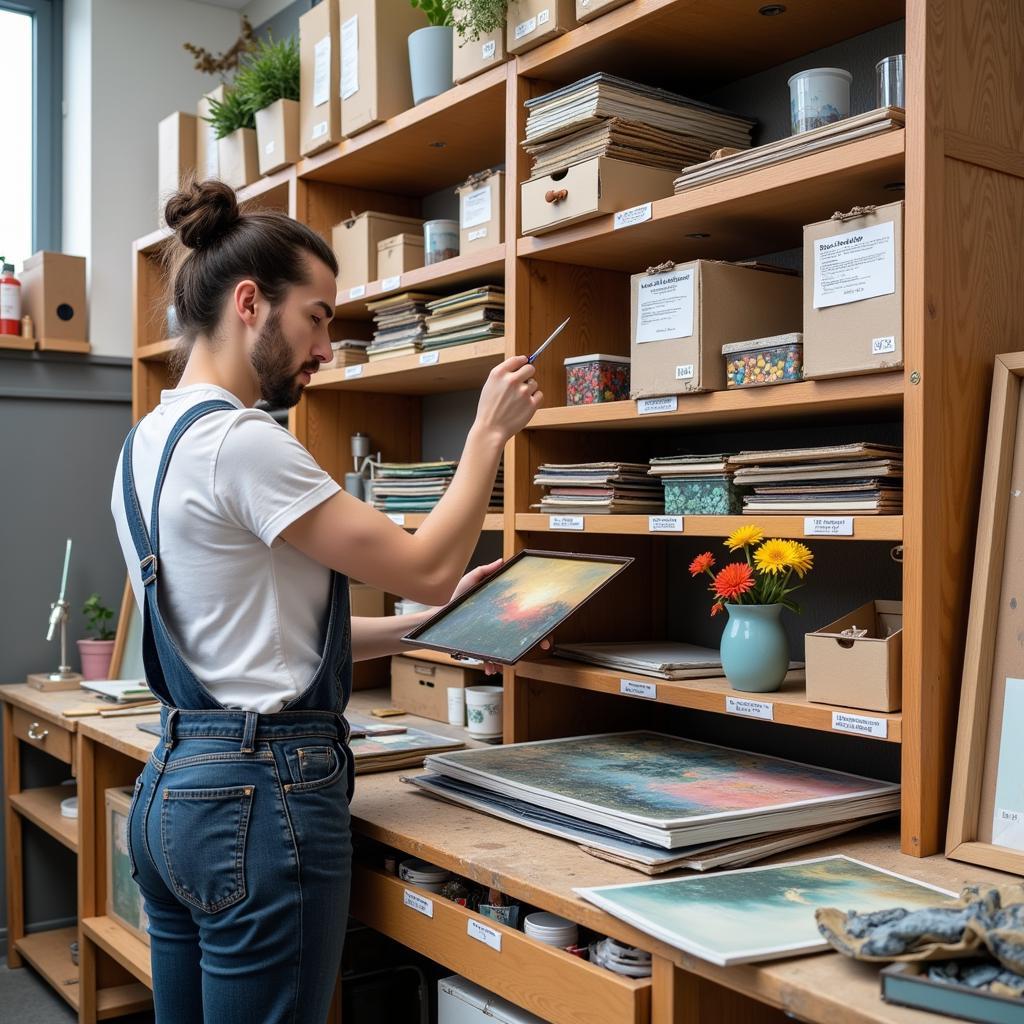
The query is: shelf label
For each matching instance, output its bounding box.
[312,120,328,140]
[637,396,678,415]
[620,679,657,700]
[387,513,407,526]
[872,335,896,354]
[832,712,888,738]
[727,696,775,721]
[614,202,652,230]
[549,515,584,531]
[514,15,536,38]
[349,285,367,300]
[804,516,854,537]
[467,919,502,951]
[648,515,683,533]
[344,364,363,379]
[482,40,496,59]
[674,364,695,380]
[537,8,550,25]
[419,351,440,366]
[403,889,434,918]
[264,140,276,155]
[468,227,488,242]
[381,275,401,291]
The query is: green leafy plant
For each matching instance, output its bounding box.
[411,0,454,27]
[450,0,507,40]
[206,86,255,140]
[82,593,116,641]
[233,35,300,113]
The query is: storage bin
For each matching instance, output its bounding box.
[106,786,150,946]
[452,10,506,83]
[391,654,484,722]
[457,170,505,254]
[564,353,630,405]
[424,219,460,265]
[333,211,425,292]
[377,233,425,278]
[723,333,804,389]
[663,476,745,516]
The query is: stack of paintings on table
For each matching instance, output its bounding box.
[532,462,664,515]
[348,720,463,774]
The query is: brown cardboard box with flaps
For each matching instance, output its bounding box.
[452,8,506,83]
[506,0,577,54]
[457,170,505,254]
[391,655,484,722]
[377,233,425,279]
[333,211,426,293]
[805,600,903,713]
[300,0,341,156]
[630,261,802,398]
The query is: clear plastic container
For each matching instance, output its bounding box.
[876,54,905,108]
[423,219,460,265]
[564,353,631,405]
[722,332,803,389]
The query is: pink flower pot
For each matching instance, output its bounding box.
[77,639,115,680]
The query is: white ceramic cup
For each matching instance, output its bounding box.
[447,686,466,726]
[787,67,852,134]
[464,685,503,735]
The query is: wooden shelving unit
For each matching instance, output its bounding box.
[9,785,78,852]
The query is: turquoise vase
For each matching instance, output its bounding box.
[720,603,789,693]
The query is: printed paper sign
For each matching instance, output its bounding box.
[832,712,888,738]
[805,517,854,537]
[549,515,584,531]
[381,276,401,291]
[635,268,694,343]
[403,889,433,917]
[648,516,683,533]
[467,919,502,951]
[992,677,1024,850]
[312,120,328,140]
[340,16,359,99]
[482,40,496,59]
[461,186,491,229]
[872,336,897,354]
[514,15,537,38]
[349,285,366,299]
[674,365,694,380]
[620,679,657,700]
[387,513,406,526]
[727,697,774,721]
[313,36,331,107]
[419,351,440,365]
[344,364,363,379]
[637,396,678,415]
[614,203,652,230]
[468,228,488,241]
[813,220,896,309]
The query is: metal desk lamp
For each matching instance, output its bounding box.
[27,538,83,691]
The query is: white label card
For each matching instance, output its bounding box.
[468,227,488,241]
[614,203,652,230]
[387,513,406,526]
[674,364,694,380]
[549,515,584,531]
[461,186,492,229]
[635,269,694,343]
[206,126,219,176]
[340,15,359,100]
[637,396,678,415]
[349,285,366,299]
[620,679,657,700]
[264,140,276,155]
[872,336,897,354]
[832,712,888,738]
[813,220,896,309]
[648,516,683,533]
[419,351,440,365]
[537,8,551,25]
[312,120,328,139]
[482,40,496,59]
[514,15,537,38]
[343,364,363,379]
[381,275,401,291]
[727,697,775,721]
[403,889,433,917]
[467,919,502,951]
[804,516,854,537]
[313,36,331,107]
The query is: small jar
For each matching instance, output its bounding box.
[423,219,459,265]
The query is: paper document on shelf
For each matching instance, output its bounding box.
[635,269,694,343]
[813,221,895,309]
[313,36,331,107]
[461,186,491,229]
[340,16,358,99]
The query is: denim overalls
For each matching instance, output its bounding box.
[120,399,354,1024]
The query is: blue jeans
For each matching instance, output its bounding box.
[127,714,352,1023]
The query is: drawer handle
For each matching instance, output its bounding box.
[545,189,568,204]
[27,722,50,741]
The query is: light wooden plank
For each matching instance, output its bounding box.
[15,926,79,1009]
[81,916,153,989]
[10,785,78,851]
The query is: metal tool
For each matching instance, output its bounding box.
[527,316,571,364]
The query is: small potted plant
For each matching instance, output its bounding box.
[206,86,258,190]
[450,0,507,41]
[234,35,300,177]
[78,593,117,680]
[409,0,455,105]
[450,1,507,83]
[690,526,815,693]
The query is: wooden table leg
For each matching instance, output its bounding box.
[653,956,792,1024]
[78,930,97,1024]
[3,702,24,968]
[652,956,692,1024]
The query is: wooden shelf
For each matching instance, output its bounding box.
[335,245,505,319]
[517,131,905,271]
[515,513,903,541]
[136,338,178,362]
[298,64,507,195]
[237,165,293,211]
[529,373,903,431]
[37,338,90,354]
[309,338,505,394]
[0,335,36,351]
[518,657,902,743]
[517,0,903,87]
[10,785,78,851]
[386,512,503,531]
[82,916,153,990]
[134,225,172,256]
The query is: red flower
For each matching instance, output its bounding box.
[689,552,715,576]
[710,601,723,617]
[712,562,755,601]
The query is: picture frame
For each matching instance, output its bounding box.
[108,575,145,681]
[947,352,1024,874]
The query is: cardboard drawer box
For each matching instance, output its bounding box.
[20,252,88,345]
[805,600,903,712]
[453,10,506,83]
[630,261,802,398]
[457,170,505,253]
[196,85,225,181]
[576,0,631,22]
[803,201,904,380]
[333,211,425,292]
[521,157,676,236]
[300,0,341,156]
[377,233,425,278]
[390,655,483,722]
[158,112,197,211]
[106,786,150,946]
[507,0,577,54]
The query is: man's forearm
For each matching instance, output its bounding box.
[350,610,433,662]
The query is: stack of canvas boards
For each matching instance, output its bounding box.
[367,460,457,513]
[423,286,505,351]
[347,720,463,774]
[732,442,903,514]
[365,292,434,360]
[532,462,663,514]
[553,641,725,680]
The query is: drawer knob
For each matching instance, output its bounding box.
[27,722,49,741]
[545,189,568,204]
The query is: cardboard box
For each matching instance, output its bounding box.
[377,233,425,278]
[196,85,226,181]
[300,0,341,156]
[506,0,577,54]
[802,201,904,380]
[255,98,300,176]
[20,252,88,344]
[333,211,425,292]
[805,600,903,712]
[390,655,484,722]
[457,170,505,254]
[576,0,631,21]
[158,111,197,212]
[106,787,150,946]
[630,261,802,397]
[218,127,259,190]
[340,0,426,138]
[521,156,676,235]
[452,8,506,83]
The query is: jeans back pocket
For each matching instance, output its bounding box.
[286,744,343,793]
[160,785,254,913]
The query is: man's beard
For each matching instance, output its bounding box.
[250,308,316,408]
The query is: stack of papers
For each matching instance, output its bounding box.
[81,679,152,703]
[423,286,505,351]
[553,641,724,680]
[365,292,435,361]
[367,460,457,513]
[648,454,737,480]
[731,443,903,514]
[532,462,663,514]
[348,720,463,774]
[326,339,369,369]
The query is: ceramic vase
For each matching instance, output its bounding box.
[77,639,115,680]
[719,603,789,693]
[408,26,454,104]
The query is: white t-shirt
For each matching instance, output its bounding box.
[110,384,340,713]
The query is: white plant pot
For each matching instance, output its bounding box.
[408,25,454,105]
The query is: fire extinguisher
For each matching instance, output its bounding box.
[0,260,21,336]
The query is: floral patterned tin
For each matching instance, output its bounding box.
[663,475,745,515]
[564,353,631,405]
[722,333,803,389]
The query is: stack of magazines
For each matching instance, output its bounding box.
[367,460,457,513]
[423,286,505,351]
[532,461,664,515]
[365,292,435,361]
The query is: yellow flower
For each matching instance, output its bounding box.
[784,540,814,578]
[753,538,792,575]
[724,524,765,551]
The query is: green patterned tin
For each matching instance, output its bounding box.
[663,475,745,515]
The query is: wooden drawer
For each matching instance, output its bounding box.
[350,864,651,1024]
[13,706,73,765]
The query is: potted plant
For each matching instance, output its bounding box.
[450,0,507,41]
[408,0,455,105]
[234,35,300,177]
[206,86,258,190]
[78,593,116,680]
[451,2,507,84]
[689,526,815,693]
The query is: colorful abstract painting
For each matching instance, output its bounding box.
[411,554,625,663]
[577,856,954,965]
